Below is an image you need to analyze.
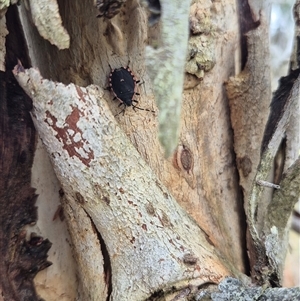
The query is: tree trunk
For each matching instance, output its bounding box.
[1,0,299,300]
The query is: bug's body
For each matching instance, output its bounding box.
[108,65,154,116]
[109,66,137,107]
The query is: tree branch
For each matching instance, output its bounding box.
[225,6,274,284]
[226,1,300,285]
[14,66,230,300]
[61,194,108,300]
[26,0,70,49]
[262,157,300,280]
[146,0,191,157]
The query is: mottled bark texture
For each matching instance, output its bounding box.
[0,0,299,300]
[0,6,51,301]
[226,0,300,287]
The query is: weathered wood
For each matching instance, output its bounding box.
[14,66,230,300]
[28,0,70,49]
[0,6,51,300]
[16,0,246,278]
[226,0,300,286]
[1,0,299,299]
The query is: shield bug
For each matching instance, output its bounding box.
[108,64,155,116]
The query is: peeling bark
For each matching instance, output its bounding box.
[0,6,51,300]
[1,0,299,300]
[27,0,70,49]
[14,66,230,300]
[226,0,300,287]
[14,0,247,277]
[61,194,108,301]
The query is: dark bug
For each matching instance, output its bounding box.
[108,64,155,116]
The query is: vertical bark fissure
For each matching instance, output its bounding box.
[88,210,113,301]
[237,0,261,70]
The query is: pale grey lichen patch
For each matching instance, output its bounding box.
[190,2,214,35]
[265,226,281,271]
[186,2,216,79]
[212,278,262,301]
[186,35,216,79]
[198,277,300,301]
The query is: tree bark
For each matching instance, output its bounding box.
[1,0,299,300]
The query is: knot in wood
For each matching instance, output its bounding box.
[174,144,194,174]
[75,192,85,204]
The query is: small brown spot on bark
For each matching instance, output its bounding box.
[75,86,86,102]
[237,156,252,177]
[142,224,147,231]
[128,200,137,207]
[146,203,155,216]
[169,239,175,246]
[75,192,85,204]
[29,233,44,246]
[160,211,170,227]
[103,196,110,205]
[52,205,65,221]
[183,253,198,265]
[59,189,65,197]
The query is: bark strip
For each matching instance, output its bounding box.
[14,66,230,300]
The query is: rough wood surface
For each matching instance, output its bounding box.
[14,66,230,300]
[225,0,300,286]
[209,277,300,300]
[226,8,271,208]
[61,194,108,301]
[0,6,51,300]
[2,0,298,299]
[27,0,70,49]
[16,0,246,277]
[0,15,8,71]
